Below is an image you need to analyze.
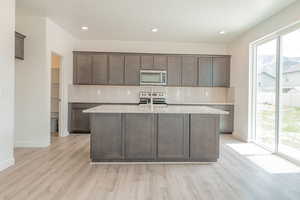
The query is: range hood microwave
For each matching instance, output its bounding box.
[140,70,167,85]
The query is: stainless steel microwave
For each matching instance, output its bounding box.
[140,70,167,85]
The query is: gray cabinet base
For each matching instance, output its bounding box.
[90,113,220,162]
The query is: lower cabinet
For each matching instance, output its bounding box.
[210,105,234,133]
[68,103,100,133]
[90,113,221,162]
[90,114,123,160]
[157,114,189,160]
[190,114,220,161]
[124,114,156,160]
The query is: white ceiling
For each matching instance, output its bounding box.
[16,0,296,43]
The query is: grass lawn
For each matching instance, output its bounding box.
[257,104,300,149]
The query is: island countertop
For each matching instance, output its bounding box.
[83,104,229,115]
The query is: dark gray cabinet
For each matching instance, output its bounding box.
[190,114,220,161]
[125,55,140,85]
[92,54,108,84]
[154,55,167,70]
[213,56,230,87]
[73,52,230,87]
[167,56,182,86]
[181,56,198,86]
[15,32,26,60]
[108,55,124,85]
[74,53,93,84]
[141,55,154,69]
[198,57,213,87]
[157,114,189,160]
[68,103,99,133]
[124,114,156,160]
[91,113,123,160]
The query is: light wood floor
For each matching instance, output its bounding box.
[1,135,300,200]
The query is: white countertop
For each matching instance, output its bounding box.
[83,105,229,115]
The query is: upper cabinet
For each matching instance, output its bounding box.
[125,55,140,85]
[92,54,108,85]
[141,55,154,70]
[167,56,181,86]
[73,52,230,87]
[141,55,167,70]
[212,56,230,87]
[181,56,198,86]
[73,53,93,84]
[153,55,167,70]
[108,54,125,85]
[15,32,26,60]
[198,56,213,87]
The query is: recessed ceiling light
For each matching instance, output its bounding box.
[81,26,89,30]
[151,28,158,32]
[219,30,226,35]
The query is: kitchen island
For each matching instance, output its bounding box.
[84,105,228,163]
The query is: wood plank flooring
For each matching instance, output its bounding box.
[0,135,300,200]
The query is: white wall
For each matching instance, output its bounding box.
[229,1,300,141]
[46,19,77,137]
[0,0,15,171]
[15,16,77,146]
[75,40,229,55]
[15,16,49,147]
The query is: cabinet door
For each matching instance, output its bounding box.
[157,114,189,160]
[92,54,108,84]
[141,55,154,69]
[190,114,220,161]
[154,55,167,70]
[212,56,230,87]
[124,114,156,160]
[211,105,234,133]
[68,103,99,133]
[70,108,90,133]
[198,57,213,87]
[181,56,198,86]
[108,55,125,85]
[167,56,181,86]
[74,53,92,84]
[124,55,140,85]
[90,113,123,160]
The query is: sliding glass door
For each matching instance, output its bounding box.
[253,27,300,162]
[254,39,278,151]
[279,29,300,161]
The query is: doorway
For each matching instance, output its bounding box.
[51,53,61,138]
[252,25,300,163]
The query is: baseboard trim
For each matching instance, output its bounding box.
[15,140,50,148]
[0,157,15,171]
[232,132,248,142]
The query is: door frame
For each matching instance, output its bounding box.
[51,52,64,138]
[250,21,300,158]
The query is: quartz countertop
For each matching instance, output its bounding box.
[69,101,234,106]
[83,105,229,115]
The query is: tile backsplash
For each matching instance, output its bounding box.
[68,85,234,104]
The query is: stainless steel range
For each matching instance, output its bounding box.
[139,91,167,105]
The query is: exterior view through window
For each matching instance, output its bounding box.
[255,39,277,151]
[253,27,300,162]
[279,29,300,161]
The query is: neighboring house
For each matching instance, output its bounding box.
[258,56,300,92]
